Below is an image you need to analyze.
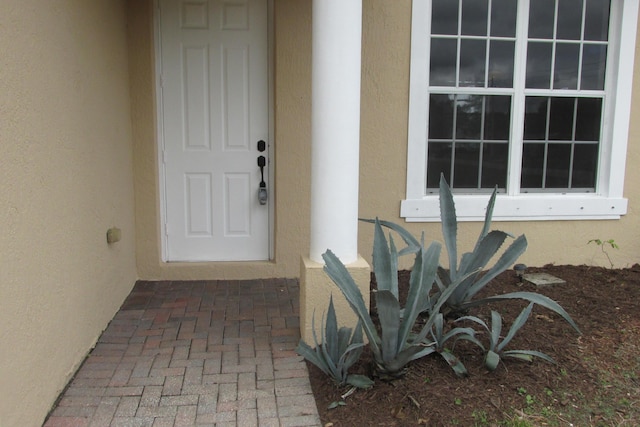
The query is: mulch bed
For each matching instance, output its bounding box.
[307,264,640,426]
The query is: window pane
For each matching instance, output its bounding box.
[557,0,583,40]
[546,143,571,187]
[429,95,455,139]
[521,143,545,188]
[549,97,575,140]
[575,98,602,141]
[529,0,555,39]
[482,143,508,188]
[430,38,458,86]
[491,0,517,37]
[585,0,610,41]
[484,95,511,140]
[554,43,580,89]
[462,0,488,36]
[456,95,483,139]
[459,39,487,87]
[526,42,553,88]
[427,142,453,188]
[488,40,515,87]
[524,97,548,140]
[572,143,599,188]
[432,0,459,35]
[454,143,480,188]
[581,44,607,90]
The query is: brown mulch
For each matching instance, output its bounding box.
[307,264,640,426]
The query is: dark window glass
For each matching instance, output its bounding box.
[575,98,602,141]
[581,44,607,90]
[546,143,572,187]
[526,42,553,88]
[584,0,610,41]
[456,95,483,139]
[482,143,509,188]
[462,0,489,36]
[549,97,575,140]
[524,97,549,140]
[572,143,599,188]
[521,143,545,188]
[557,0,583,40]
[432,0,459,35]
[491,0,517,37]
[429,95,455,139]
[484,96,511,140]
[454,143,481,188]
[427,142,453,188]
[488,40,515,87]
[528,0,555,39]
[430,38,458,86]
[459,39,487,87]
[554,43,580,89]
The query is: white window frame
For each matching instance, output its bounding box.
[402,0,638,222]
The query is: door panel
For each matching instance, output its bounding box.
[158,0,269,261]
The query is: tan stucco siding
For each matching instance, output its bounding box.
[133,0,639,281]
[0,1,137,425]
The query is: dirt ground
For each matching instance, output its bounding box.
[307,264,640,426]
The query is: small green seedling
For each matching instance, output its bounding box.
[588,238,619,269]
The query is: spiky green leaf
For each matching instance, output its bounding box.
[497,303,534,353]
[439,174,458,279]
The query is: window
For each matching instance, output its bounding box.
[403,0,637,221]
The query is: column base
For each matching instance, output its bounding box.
[299,255,371,344]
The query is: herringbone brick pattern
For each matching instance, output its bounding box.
[44,279,320,427]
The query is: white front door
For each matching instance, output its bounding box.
[157,0,270,261]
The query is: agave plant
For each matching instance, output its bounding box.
[426,312,478,377]
[295,295,373,388]
[458,303,556,371]
[366,176,581,335]
[323,219,472,379]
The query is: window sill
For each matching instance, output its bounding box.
[401,194,628,222]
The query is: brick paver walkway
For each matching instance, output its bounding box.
[44,279,321,427]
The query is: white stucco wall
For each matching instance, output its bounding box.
[0,1,137,425]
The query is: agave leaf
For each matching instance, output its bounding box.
[466,291,581,334]
[456,314,488,331]
[474,187,498,253]
[438,350,468,377]
[326,296,339,363]
[439,174,458,280]
[453,333,485,351]
[337,326,352,357]
[346,374,375,389]
[463,234,528,301]
[497,303,533,353]
[485,349,501,371]
[458,231,509,277]
[339,341,366,373]
[372,219,398,299]
[399,242,442,346]
[376,290,401,362]
[503,349,556,364]
[502,352,533,363]
[359,218,420,254]
[490,310,502,350]
[323,250,382,358]
[442,326,476,345]
[296,340,330,376]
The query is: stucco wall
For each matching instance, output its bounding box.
[359,0,640,270]
[131,0,312,280]
[0,1,137,425]
[133,0,639,281]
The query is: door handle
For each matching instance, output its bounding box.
[257,155,267,205]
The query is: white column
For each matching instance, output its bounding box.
[310,0,362,264]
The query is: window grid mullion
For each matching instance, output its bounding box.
[507,0,530,196]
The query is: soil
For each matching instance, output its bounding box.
[306,264,640,426]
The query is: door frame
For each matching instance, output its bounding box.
[153,0,275,262]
